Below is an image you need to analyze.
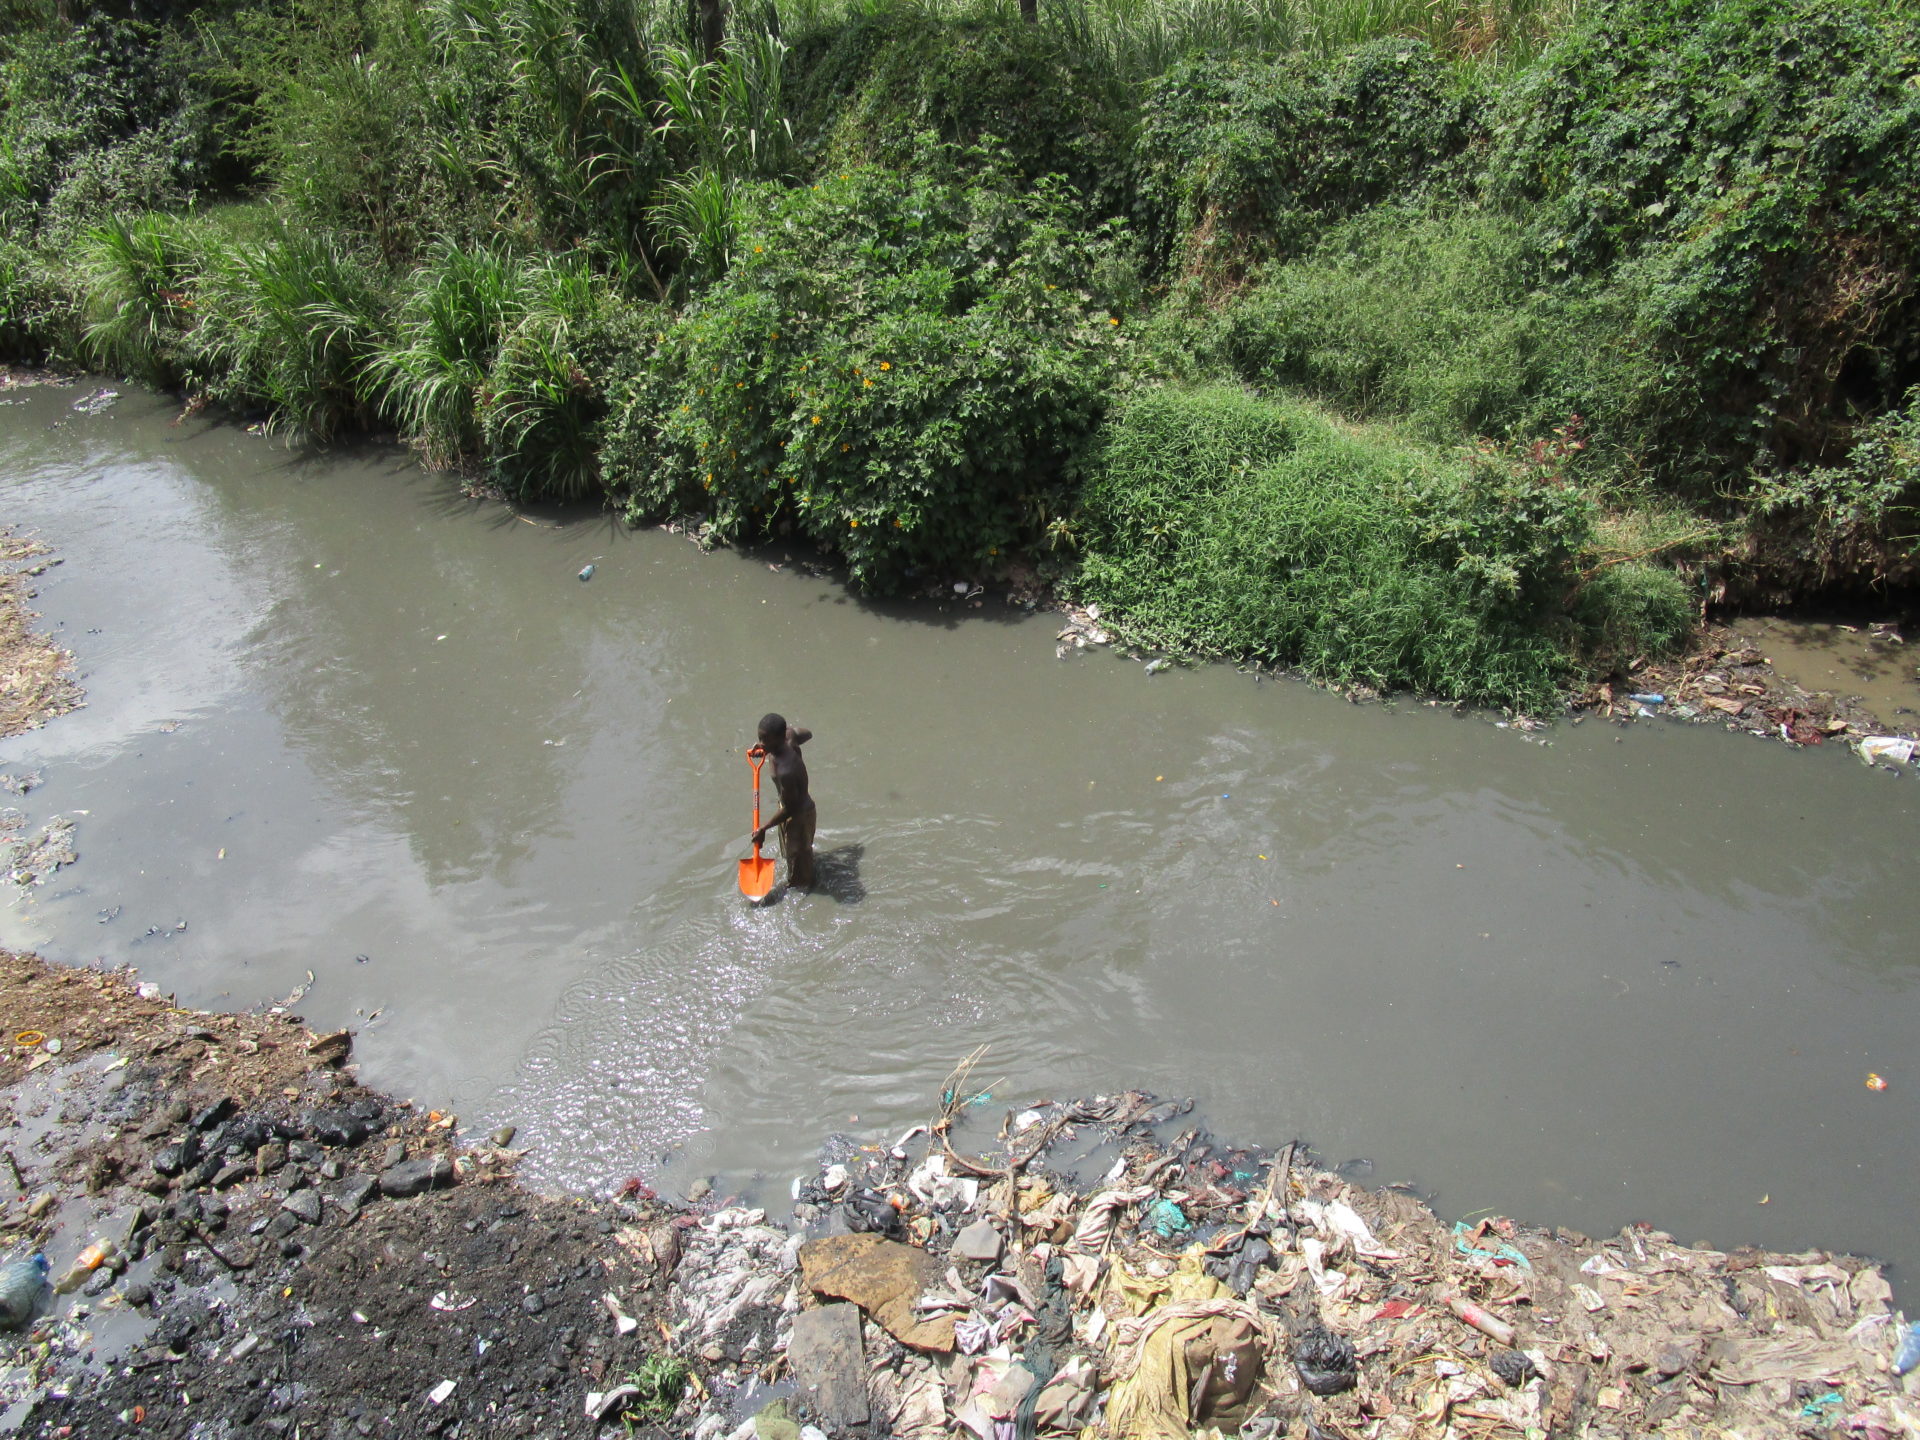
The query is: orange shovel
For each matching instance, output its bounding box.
[738,747,777,900]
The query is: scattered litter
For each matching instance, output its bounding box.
[661,1076,1907,1440]
[427,1379,456,1405]
[2,815,76,887]
[1857,736,1915,766]
[70,388,118,415]
[578,563,596,581]
[1867,1073,1888,1091]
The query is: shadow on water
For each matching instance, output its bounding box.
[812,843,866,905]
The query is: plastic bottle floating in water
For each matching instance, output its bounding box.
[0,1254,47,1328]
[1894,1321,1920,1376]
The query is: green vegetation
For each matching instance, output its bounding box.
[3,0,1915,709]
[618,1352,690,1424]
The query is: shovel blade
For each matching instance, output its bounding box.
[738,853,777,900]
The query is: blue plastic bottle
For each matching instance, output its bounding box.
[0,1254,48,1329]
[1893,1320,1920,1376]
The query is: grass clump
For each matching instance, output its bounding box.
[189,225,391,443]
[1074,386,1684,711]
[77,212,201,386]
[618,1352,690,1424]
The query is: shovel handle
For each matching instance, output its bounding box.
[746,747,766,852]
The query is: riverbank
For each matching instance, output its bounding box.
[2,948,1917,1438]
[5,0,1918,714]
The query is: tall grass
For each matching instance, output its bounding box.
[776,0,1581,83]
[479,255,628,499]
[374,239,530,464]
[192,226,391,441]
[635,32,796,283]
[78,213,200,384]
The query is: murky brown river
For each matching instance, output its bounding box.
[2,383,1917,1281]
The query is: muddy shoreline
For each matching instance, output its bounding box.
[1,952,1917,1439]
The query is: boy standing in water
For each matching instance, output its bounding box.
[750,713,816,890]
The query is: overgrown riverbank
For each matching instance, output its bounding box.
[3,0,1918,710]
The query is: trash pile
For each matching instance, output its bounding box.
[669,1082,1920,1440]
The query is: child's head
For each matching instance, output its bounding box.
[758,712,787,748]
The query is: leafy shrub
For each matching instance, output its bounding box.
[0,18,221,239]
[1131,39,1485,285]
[605,157,1125,589]
[1490,0,1920,480]
[788,8,1129,205]
[0,236,57,361]
[1741,388,1920,595]
[1073,385,1603,709]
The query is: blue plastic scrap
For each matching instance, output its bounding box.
[1145,1198,1191,1238]
[1800,1391,1845,1419]
[1451,1220,1533,1271]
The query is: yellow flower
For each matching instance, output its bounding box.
[811,415,822,425]
[754,245,763,254]
[879,361,891,371]
[989,547,998,555]
[849,517,859,528]
[893,518,903,528]
[736,381,744,388]
[841,442,850,452]
[1109,317,1120,326]
[863,378,873,388]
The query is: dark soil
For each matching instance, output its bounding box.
[0,950,691,1438]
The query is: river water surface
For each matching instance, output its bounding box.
[2,384,1917,1281]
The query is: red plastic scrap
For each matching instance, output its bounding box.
[1374,1299,1422,1321]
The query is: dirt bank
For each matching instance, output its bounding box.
[0,962,1916,1439]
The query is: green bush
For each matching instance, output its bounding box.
[1131,40,1485,284]
[1221,206,1658,461]
[1073,385,1603,709]
[1490,0,1920,482]
[606,157,1125,589]
[1743,388,1920,594]
[789,9,1129,207]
